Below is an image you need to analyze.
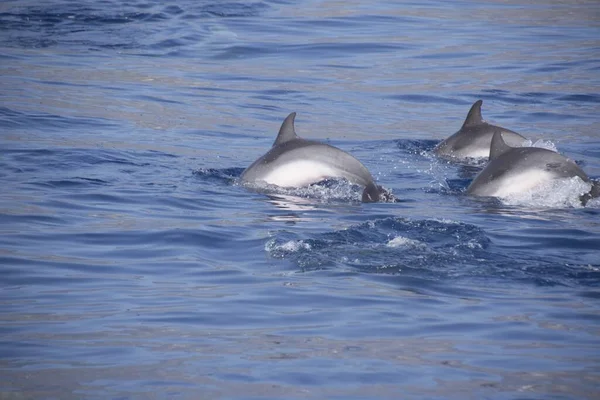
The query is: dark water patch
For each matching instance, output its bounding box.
[0,107,116,131]
[162,5,184,16]
[0,340,48,359]
[0,9,167,29]
[214,42,406,60]
[198,2,270,18]
[2,149,150,176]
[31,177,110,189]
[27,78,118,90]
[238,103,287,112]
[51,192,139,205]
[147,38,190,51]
[521,92,555,100]
[293,17,363,30]
[96,41,143,51]
[388,94,465,106]
[579,290,600,300]
[5,227,254,270]
[557,94,600,103]
[487,64,523,72]
[0,255,125,279]
[193,167,243,185]
[0,213,66,226]
[320,63,370,70]
[525,112,581,122]
[290,13,425,32]
[137,150,179,159]
[460,91,535,106]
[395,139,439,155]
[415,51,483,60]
[481,89,510,96]
[491,227,600,255]
[0,52,21,60]
[153,195,229,212]
[209,44,279,60]
[0,2,240,52]
[258,88,302,97]
[133,95,185,105]
[530,65,568,73]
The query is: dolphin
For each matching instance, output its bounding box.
[240,112,383,202]
[434,100,527,160]
[467,131,600,203]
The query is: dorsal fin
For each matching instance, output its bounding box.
[462,99,483,127]
[489,130,512,160]
[272,112,298,146]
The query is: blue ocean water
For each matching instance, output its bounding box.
[1,0,600,399]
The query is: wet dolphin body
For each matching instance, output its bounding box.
[434,100,527,160]
[240,112,383,202]
[467,131,600,203]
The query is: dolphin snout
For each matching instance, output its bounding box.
[362,183,383,203]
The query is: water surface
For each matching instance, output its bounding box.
[1,0,599,399]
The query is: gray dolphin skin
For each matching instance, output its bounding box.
[434,100,527,160]
[467,131,599,203]
[240,112,383,202]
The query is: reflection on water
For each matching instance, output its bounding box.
[266,194,317,223]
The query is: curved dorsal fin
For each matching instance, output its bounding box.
[489,130,512,160]
[273,112,298,146]
[462,99,483,127]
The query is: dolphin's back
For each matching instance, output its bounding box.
[467,147,590,196]
[435,125,525,159]
[241,112,383,202]
[434,100,526,159]
[241,139,376,188]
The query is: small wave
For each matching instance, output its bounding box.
[194,167,243,185]
[0,2,269,54]
[0,107,115,130]
[265,217,491,276]
[558,94,600,103]
[265,238,312,258]
[31,177,110,189]
[265,216,600,287]
[395,139,439,158]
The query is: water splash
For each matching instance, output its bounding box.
[523,138,558,152]
[500,176,594,208]
[240,178,397,204]
[386,236,427,249]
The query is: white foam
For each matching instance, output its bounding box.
[386,236,426,249]
[433,218,462,225]
[586,196,600,208]
[265,239,311,255]
[522,138,558,152]
[500,176,592,208]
